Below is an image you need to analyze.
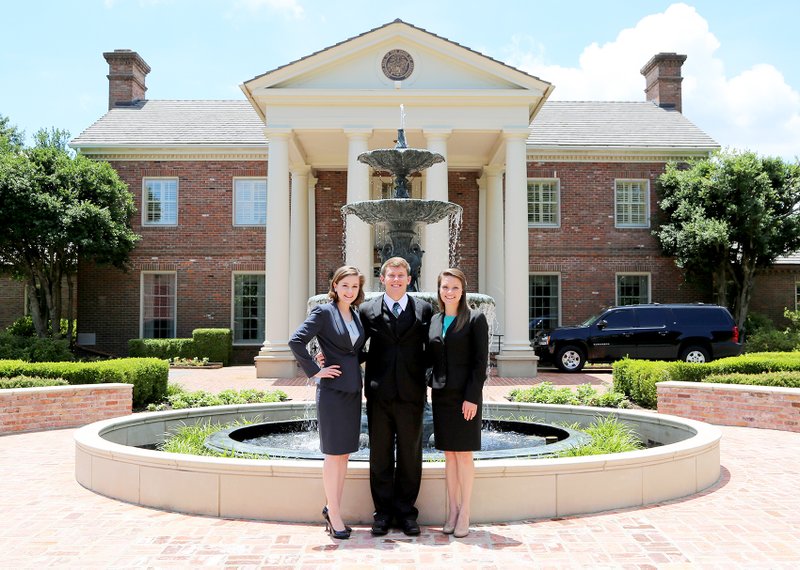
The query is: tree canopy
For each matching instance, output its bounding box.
[0,120,140,339]
[655,149,800,330]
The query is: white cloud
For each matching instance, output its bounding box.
[506,2,800,161]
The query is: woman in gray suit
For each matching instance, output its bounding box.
[289,265,366,539]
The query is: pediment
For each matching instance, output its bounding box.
[242,20,551,96]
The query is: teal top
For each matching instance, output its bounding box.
[442,315,456,337]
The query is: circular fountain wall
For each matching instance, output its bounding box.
[74,402,721,524]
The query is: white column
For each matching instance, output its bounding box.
[255,128,297,378]
[477,173,487,293]
[496,130,538,377]
[344,130,373,290]
[422,130,451,291]
[289,165,311,329]
[484,166,505,336]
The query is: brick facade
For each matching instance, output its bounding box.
[77,160,267,364]
[750,268,800,327]
[0,278,25,329]
[0,383,132,434]
[74,157,715,360]
[657,381,800,432]
[527,161,707,323]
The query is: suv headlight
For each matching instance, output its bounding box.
[537,334,550,346]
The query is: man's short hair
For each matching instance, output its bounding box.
[380,256,411,276]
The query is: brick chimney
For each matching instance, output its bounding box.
[640,52,687,112]
[103,49,151,110]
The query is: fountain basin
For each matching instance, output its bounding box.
[342,199,461,225]
[74,402,721,524]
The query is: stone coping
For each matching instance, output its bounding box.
[74,402,721,524]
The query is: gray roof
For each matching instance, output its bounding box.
[71,99,718,152]
[71,100,266,147]
[774,253,800,265]
[528,101,718,151]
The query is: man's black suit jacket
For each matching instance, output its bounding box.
[359,295,433,403]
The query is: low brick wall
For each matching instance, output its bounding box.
[657,381,800,432]
[0,383,132,435]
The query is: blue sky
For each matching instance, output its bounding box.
[2,0,798,160]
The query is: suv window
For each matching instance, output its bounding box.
[602,310,636,329]
[673,307,729,326]
[636,307,671,327]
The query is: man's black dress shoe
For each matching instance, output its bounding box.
[400,519,421,536]
[371,518,390,536]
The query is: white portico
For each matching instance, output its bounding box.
[241,20,553,378]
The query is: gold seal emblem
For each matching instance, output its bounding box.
[381,49,414,81]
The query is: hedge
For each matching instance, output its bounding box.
[702,371,800,388]
[0,376,69,389]
[0,358,168,407]
[128,328,231,366]
[613,352,800,408]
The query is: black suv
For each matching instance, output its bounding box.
[534,303,742,372]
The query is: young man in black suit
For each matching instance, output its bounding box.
[359,256,433,536]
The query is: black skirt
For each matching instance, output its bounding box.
[431,388,482,451]
[316,385,362,455]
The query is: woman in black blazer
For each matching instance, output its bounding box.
[427,268,489,538]
[289,266,366,540]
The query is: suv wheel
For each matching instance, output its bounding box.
[556,345,585,372]
[681,346,710,363]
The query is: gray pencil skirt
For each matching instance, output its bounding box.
[316,385,362,456]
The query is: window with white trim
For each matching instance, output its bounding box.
[141,272,176,338]
[143,178,178,226]
[233,273,265,344]
[528,179,560,227]
[795,282,800,310]
[616,274,650,306]
[614,179,649,228]
[529,274,560,337]
[234,178,267,226]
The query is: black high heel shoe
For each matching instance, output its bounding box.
[322,506,351,539]
[322,506,352,532]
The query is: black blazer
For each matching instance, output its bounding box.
[359,295,433,402]
[427,309,489,404]
[289,301,365,393]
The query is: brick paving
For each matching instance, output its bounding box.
[1,367,800,568]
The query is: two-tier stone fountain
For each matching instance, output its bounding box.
[341,106,462,291]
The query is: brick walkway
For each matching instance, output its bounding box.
[2,367,799,568]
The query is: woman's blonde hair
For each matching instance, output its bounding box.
[328,265,365,306]
[437,268,469,333]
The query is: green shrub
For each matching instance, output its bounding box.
[744,329,799,353]
[702,371,800,388]
[159,418,261,457]
[0,375,69,389]
[0,358,168,407]
[612,359,673,409]
[613,352,800,408]
[147,384,288,411]
[0,332,74,362]
[128,338,195,360]
[558,415,643,457]
[509,382,629,408]
[128,328,232,365]
[192,329,232,366]
[4,315,75,339]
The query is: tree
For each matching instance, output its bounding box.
[655,150,800,331]
[0,115,24,153]
[0,126,140,341]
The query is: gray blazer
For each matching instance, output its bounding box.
[289,301,365,393]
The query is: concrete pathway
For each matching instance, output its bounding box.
[2,367,799,568]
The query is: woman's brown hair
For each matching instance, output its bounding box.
[437,268,469,333]
[328,265,365,306]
